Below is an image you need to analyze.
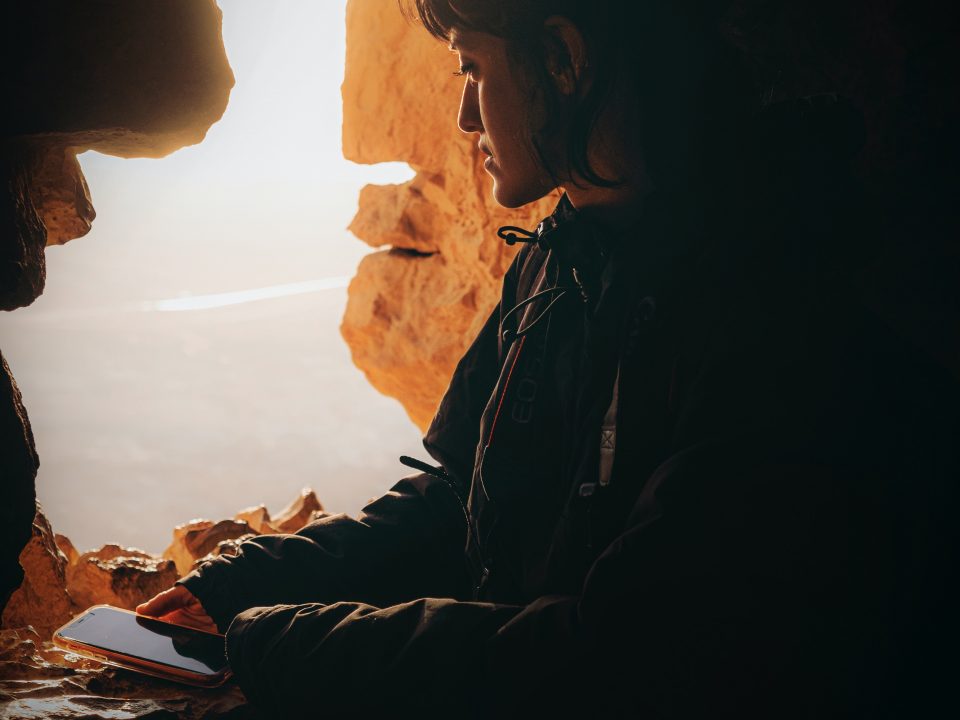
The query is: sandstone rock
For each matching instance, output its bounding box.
[1,507,75,639]
[35,148,97,248]
[164,519,255,576]
[0,2,241,714]
[234,504,278,534]
[3,1,234,156]
[0,353,39,614]
[205,534,259,561]
[1,534,252,716]
[54,534,80,568]
[0,145,50,312]
[233,489,327,537]
[162,489,326,577]
[65,545,179,612]
[1,0,233,662]
[272,488,325,533]
[0,628,253,720]
[1,0,234,312]
[0,625,99,678]
[342,249,502,428]
[341,0,556,430]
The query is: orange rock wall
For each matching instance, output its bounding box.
[340,0,558,431]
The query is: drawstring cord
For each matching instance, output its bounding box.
[496,194,597,343]
[500,285,573,344]
[497,225,539,246]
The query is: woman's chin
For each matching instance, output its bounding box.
[491,179,553,210]
[491,187,526,209]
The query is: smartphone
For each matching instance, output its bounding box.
[53,604,232,687]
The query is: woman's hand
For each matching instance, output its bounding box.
[136,584,219,634]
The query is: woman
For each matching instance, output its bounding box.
[139,1,959,717]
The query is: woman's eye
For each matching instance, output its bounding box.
[453,63,478,83]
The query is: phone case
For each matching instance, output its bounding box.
[52,604,232,688]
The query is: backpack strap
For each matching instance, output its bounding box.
[598,361,620,488]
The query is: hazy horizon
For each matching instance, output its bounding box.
[0,0,427,554]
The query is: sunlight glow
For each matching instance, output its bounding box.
[143,276,351,312]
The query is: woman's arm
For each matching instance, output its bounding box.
[217,440,914,718]
[176,469,473,632]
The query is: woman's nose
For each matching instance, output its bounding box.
[457,79,482,134]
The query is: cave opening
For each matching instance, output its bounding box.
[0,0,418,557]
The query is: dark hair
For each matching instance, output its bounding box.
[403,1,756,193]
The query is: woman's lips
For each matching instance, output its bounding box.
[479,142,495,172]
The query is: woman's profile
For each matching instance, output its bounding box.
[138,1,960,717]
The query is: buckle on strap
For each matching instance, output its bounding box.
[598,363,620,487]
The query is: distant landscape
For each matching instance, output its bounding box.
[0,224,424,554]
[0,0,426,554]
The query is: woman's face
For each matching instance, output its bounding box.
[451,30,558,208]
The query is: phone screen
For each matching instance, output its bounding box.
[58,607,228,676]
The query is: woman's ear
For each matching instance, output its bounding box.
[543,15,590,97]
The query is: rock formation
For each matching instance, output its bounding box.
[164,519,256,577]
[271,487,326,533]
[0,0,234,311]
[0,1,234,716]
[0,513,242,717]
[4,488,323,628]
[163,490,325,576]
[66,546,179,613]
[1,509,74,640]
[0,352,39,617]
[0,625,253,720]
[0,488,323,719]
[0,0,233,616]
[340,0,557,430]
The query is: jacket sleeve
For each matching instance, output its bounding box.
[220,440,861,718]
[178,470,473,633]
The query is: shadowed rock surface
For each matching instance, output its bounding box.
[0,626,255,720]
[1,0,233,615]
[0,14,235,608]
[162,490,325,576]
[164,520,256,578]
[1,487,320,718]
[0,353,39,617]
[66,546,179,613]
[0,0,234,309]
[1,1,235,716]
[1,509,74,640]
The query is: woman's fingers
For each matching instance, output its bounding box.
[137,585,219,633]
[162,607,219,633]
[136,584,192,617]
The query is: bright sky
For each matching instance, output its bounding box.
[79,0,413,291]
[0,0,425,553]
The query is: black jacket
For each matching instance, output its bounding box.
[181,100,960,718]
